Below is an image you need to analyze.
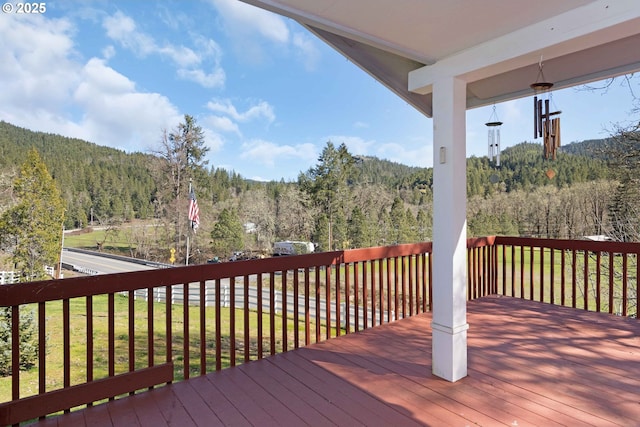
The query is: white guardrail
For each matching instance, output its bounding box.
[122,281,399,328]
[0,271,19,285]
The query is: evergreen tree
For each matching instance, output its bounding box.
[210,208,244,257]
[153,115,209,261]
[299,142,355,251]
[0,149,65,280]
[0,307,39,376]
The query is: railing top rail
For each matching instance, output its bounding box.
[0,242,434,307]
[495,236,640,254]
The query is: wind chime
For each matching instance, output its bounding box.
[531,61,561,160]
[485,105,502,166]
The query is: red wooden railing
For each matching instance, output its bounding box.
[0,243,433,425]
[1,237,638,425]
[493,236,639,317]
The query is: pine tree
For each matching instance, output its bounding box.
[210,208,244,257]
[0,149,65,280]
[299,142,355,251]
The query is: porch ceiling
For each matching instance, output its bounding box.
[240,0,640,117]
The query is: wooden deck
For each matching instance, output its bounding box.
[32,296,640,427]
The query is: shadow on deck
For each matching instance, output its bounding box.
[33,295,640,426]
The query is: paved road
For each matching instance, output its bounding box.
[61,249,157,275]
[62,249,388,327]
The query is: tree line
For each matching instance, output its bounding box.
[0,116,638,269]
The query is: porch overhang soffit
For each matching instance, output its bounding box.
[240,0,640,117]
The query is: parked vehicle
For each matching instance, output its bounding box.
[272,241,315,256]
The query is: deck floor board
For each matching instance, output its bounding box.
[32,296,640,427]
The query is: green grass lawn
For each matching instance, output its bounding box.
[1,293,329,403]
[497,246,637,315]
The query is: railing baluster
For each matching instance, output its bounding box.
[166,285,173,370]
[583,251,589,311]
[561,249,566,306]
[314,267,321,342]
[244,275,251,361]
[387,257,392,319]
[293,270,300,345]
[127,291,134,378]
[496,245,504,295]
[11,306,20,403]
[635,254,640,320]
[325,265,331,339]
[467,249,473,300]
[571,249,577,308]
[379,258,385,323]
[353,262,359,332]
[428,253,433,311]
[402,256,407,318]
[370,260,376,327]
[529,247,534,301]
[268,270,278,350]
[304,268,311,344]
[63,298,70,411]
[595,252,601,313]
[231,276,237,365]
[335,264,341,336]
[608,253,615,314]
[38,302,46,401]
[408,256,414,316]
[148,287,154,368]
[520,246,525,298]
[622,254,628,316]
[344,264,350,334]
[214,280,221,371]
[282,271,288,351]
[200,280,206,375]
[257,274,264,357]
[550,248,555,305]
[183,283,189,379]
[540,247,545,302]
[394,257,399,320]
[362,261,368,330]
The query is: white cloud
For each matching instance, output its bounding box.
[205,115,240,134]
[0,12,186,153]
[0,14,78,112]
[376,142,433,168]
[210,0,289,44]
[102,11,225,88]
[207,99,275,123]
[209,0,320,69]
[73,58,182,151]
[325,135,375,157]
[293,32,320,71]
[240,139,316,167]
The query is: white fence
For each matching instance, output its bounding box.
[121,280,398,328]
[0,271,19,285]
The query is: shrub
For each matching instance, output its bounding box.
[0,306,39,376]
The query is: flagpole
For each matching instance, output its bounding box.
[186,178,200,266]
[186,179,192,266]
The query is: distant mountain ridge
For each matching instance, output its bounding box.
[0,120,613,227]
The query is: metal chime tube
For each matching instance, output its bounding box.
[496,128,501,166]
[533,96,538,138]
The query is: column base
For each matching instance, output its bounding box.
[432,321,469,382]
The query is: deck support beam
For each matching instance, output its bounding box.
[431,75,468,382]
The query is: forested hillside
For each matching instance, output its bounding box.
[0,121,251,229]
[1,119,634,266]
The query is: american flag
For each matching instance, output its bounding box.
[188,188,200,232]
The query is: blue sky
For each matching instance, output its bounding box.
[1,0,638,182]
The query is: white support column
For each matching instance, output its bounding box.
[431,75,468,382]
